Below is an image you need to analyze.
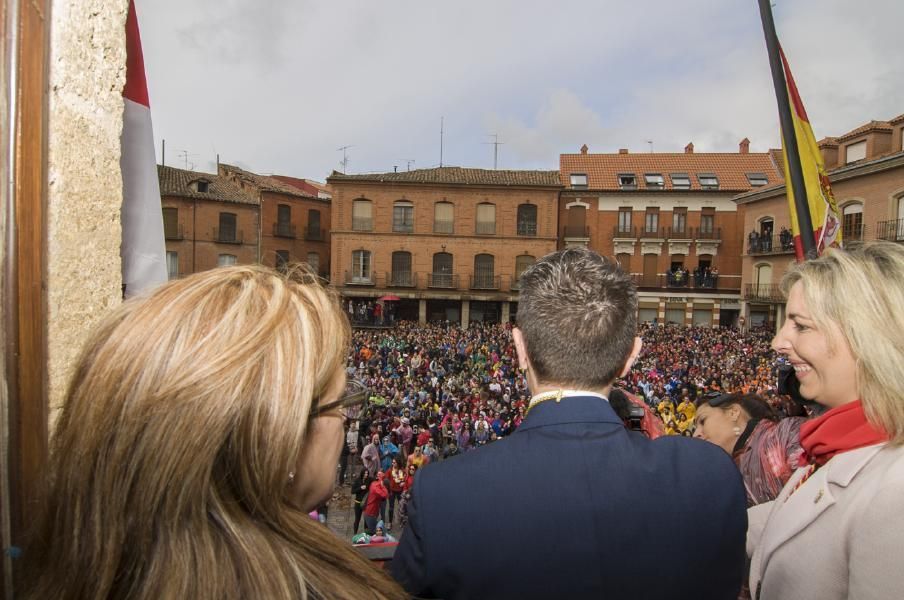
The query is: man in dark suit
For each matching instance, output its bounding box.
[390,247,747,599]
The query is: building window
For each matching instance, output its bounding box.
[617,208,632,234]
[352,199,373,231]
[476,203,496,235]
[434,201,454,234]
[275,250,290,272]
[616,253,631,273]
[670,173,691,190]
[842,202,863,241]
[191,179,210,193]
[514,255,535,279]
[644,208,659,234]
[306,209,322,240]
[351,250,371,282]
[644,173,664,189]
[166,251,178,279]
[391,251,413,286]
[672,208,687,235]
[218,254,237,267]
[845,140,866,163]
[473,254,495,288]
[393,200,414,233]
[617,173,637,190]
[162,207,179,240]
[698,174,719,190]
[432,252,454,288]
[565,205,587,238]
[307,252,320,273]
[746,173,769,187]
[276,204,293,237]
[700,208,716,235]
[517,204,537,236]
[217,212,237,243]
[570,173,588,188]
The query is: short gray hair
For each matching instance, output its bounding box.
[516,247,638,388]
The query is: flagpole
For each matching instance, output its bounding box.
[757,0,816,259]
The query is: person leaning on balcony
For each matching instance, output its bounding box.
[747,241,904,600]
[23,265,405,600]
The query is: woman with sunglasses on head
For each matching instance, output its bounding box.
[694,392,805,507]
[25,265,404,600]
[747,241,904,600]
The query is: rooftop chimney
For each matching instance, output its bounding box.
[618,148,629,154]
[580,144,588,154]
[684,142,694,154]
[739,138,750,154]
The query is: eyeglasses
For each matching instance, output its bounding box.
[309,379,369,420]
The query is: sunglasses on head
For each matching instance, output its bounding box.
[309,379,369,420]
[703,391,734,407]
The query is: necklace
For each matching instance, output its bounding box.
[524,389,607,417]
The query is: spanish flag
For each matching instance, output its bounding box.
[778,47,843,260]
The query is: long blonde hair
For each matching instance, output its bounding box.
[781,241,904,445]
[26,265,405,599]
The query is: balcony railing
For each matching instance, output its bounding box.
[510,276,522,291]
[475,221,496,235]
[665,226,690,239]
[517,221,538,236]
[305,227,325,241]
[164,225,184,241]
[387,271,417,287]
[273,222,296,238]
[352,217,373,231]
[693,227,722,241]
[640,226,666,240]
[470,274,501,290]
[877,218,904,242]
[433,220,454,234]
[428,273,458,289]
[563,225,590,238]
[747,232,794,255]
[344,270,377,286]
[744,283,784,302]
[393,222,414,234]
[213,228,243,244]
[613,226,638,239]
[631,272,723,291]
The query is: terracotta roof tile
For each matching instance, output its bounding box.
[327,166,561,187]
[157,165,259,205]
[559,151,784,192]
[835,120,893,142]
[219,164,320,199]
[890,113,904,125]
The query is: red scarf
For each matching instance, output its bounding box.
[799,400,889,467]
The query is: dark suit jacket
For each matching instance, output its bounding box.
[390,396,746,600]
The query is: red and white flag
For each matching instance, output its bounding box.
[121,0,166,297]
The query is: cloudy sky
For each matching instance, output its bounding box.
[138,0,903,180]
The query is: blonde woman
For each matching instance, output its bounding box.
[748,241,904,600]
[26,265,405,600]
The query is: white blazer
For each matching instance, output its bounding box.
[748,443,904,600]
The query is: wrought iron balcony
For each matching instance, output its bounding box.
[744,283,784,302]
[393,221,414,234]
[510,276,522,291]
[273,222,296,238]
[563,225,590,238]
[344,270,377,286]
[386,271,417,287]
[665,226,690,240]
[877,218,904,242]
[746,232,794,255]
[470,274,501,290]
[613,226,638,239]
[428,273,458,289]
[517,221,538,236]
[213,228,243,244]
[305,227,325,241]
[433,220,454,234]
[639,226,666,240]
[693,227,722,241]
[475,222,496,235]
[352,217,373,231]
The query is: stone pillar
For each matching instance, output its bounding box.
[657,299,666,324]
[501,301,510,324]
[418,299,427,324]
[712,302,720,328]
[685,301,693,326]
[461,300,470,328]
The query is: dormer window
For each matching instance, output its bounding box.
[845,140,866,164]
[191,179,211,193]
[746,173,768,187]
[570,173,588,188]
[698,174,719,190]
[670,173,691,190]
[617,174,637,190]
[644,174,664,189]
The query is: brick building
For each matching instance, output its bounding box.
[219,164,331,276]
[559,141,783,327]
[159,165,260,278]
[326,167,562,325]
[734,113,904,328]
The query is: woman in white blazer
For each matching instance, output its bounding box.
[747,241,904,600]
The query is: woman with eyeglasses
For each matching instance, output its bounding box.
[25,265,404,600]
[693,392,805,507]
[747,242,904,600]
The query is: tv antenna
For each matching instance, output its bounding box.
[484,133,504,169]
[337,145,354,173]
[405,159,416,171]
[178,149,198,170]
[646,139,654,153]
